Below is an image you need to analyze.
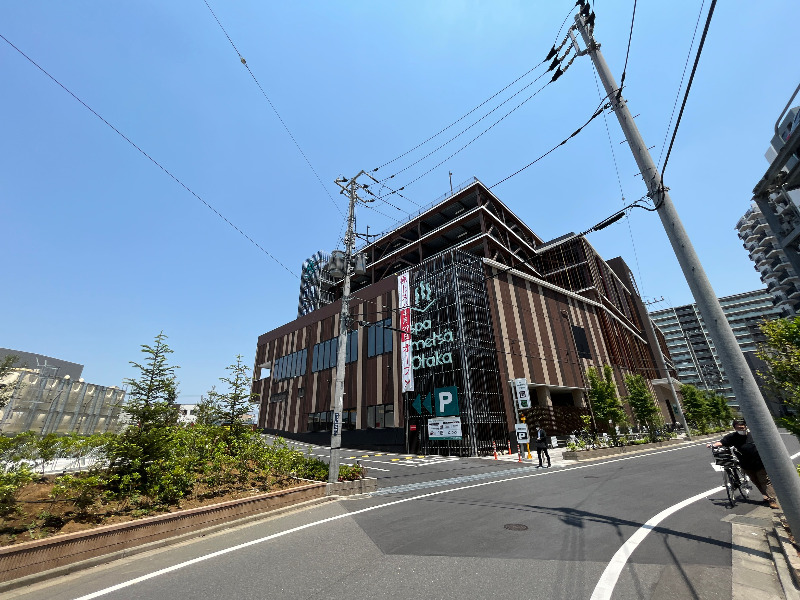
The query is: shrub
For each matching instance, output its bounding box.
[338,463,366,481]
[0,465,34,517]
[50,473,105,513]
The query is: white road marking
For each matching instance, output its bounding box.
[791,450,800,460]
[73,441,721,600]
[589,486,723,600]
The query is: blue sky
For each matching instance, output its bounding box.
[1,1,795,401]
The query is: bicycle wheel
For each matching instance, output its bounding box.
[723,470,736,507]
[737,468,752,501]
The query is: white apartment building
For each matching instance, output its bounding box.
[650,290,782,408]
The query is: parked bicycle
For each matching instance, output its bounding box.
[711,446,752,507]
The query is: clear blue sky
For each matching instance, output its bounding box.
[2,1,795,401]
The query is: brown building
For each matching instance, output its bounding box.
[252,179,676,455]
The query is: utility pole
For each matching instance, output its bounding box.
[329,170,371,485]
[573,14,800,534]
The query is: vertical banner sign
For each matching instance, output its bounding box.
[398,271,415,392]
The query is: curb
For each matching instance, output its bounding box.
[0,482,332,589]
[773,513,800,595]
[562,434,718,462]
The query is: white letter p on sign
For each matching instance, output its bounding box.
[438,392,453,413]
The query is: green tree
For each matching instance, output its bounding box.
[679,384,710,433]
[705,391,733,429]
[106,332,180,496]
[586,365,628,443]
[193,390,222,427]
[623,374,662,441]
[757,316,800,438]
[209,355,259,441]
[0,354,19,411]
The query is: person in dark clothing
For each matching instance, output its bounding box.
[535,423,550,468]
[708,418,777,507]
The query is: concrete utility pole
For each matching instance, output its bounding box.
[573,14,800,534]
[328,170,370,484]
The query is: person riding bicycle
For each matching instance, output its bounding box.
[707,418,777,508]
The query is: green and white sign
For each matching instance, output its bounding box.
[428,417,462,440]
[435,386,459,416]
[514,378,531,409]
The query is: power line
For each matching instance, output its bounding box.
[377,66,558,185]
[657,0,706,170]
[372,59,550,174]
[0,33,298,280]
[618,0,637,96]
[660,0,717,182]
[489,99,609,189]
[383,76,562,196]
[202,0,345,220]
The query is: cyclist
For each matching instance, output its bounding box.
[708,418,777,508]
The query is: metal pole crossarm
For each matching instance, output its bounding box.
[573,14,800,532]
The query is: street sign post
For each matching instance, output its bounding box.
[515,423,530,445]
[514,378,530,409]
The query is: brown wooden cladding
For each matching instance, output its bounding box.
[485,265,663,423]
[254,276,401,434]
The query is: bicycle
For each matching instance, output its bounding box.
[712,446,753,507]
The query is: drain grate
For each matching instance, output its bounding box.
[504,523,528,531]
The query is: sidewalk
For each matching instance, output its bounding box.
[728,504,800,599]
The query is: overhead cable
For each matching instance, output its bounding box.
[0,33,299,280]
[372,57,556,174]
[660,0,717,182]
[657,0,706,170]
[618,0,637,97]
[489,99,609,189]
[377,58,562,185]
[202,0,345,219]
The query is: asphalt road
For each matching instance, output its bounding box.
[8,433,800,600]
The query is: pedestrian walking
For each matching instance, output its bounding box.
[535,423,550,468]
[708,418,777,508]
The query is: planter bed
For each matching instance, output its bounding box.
[0,482,331,587]
[562,437,695,461]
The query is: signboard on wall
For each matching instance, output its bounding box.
[428,417,462,440]
[398,271,414,392]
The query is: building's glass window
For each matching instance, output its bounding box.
[344,408,357,430]
[312,333,354,373]
[366,404,394,428]
[572,326,592,359]
[367,318,393,358]
[272,348,308,381]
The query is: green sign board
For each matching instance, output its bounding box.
[409,387,459,416]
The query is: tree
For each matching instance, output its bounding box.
[193,389,222,427]
[0,354,19,411]
[623,374,662,441]
[705,391,734,429]
[106,332,180,493]
[757,316,800,438]
[209,356,260,441]
[586,365,628,442]
[679,384,710,433]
